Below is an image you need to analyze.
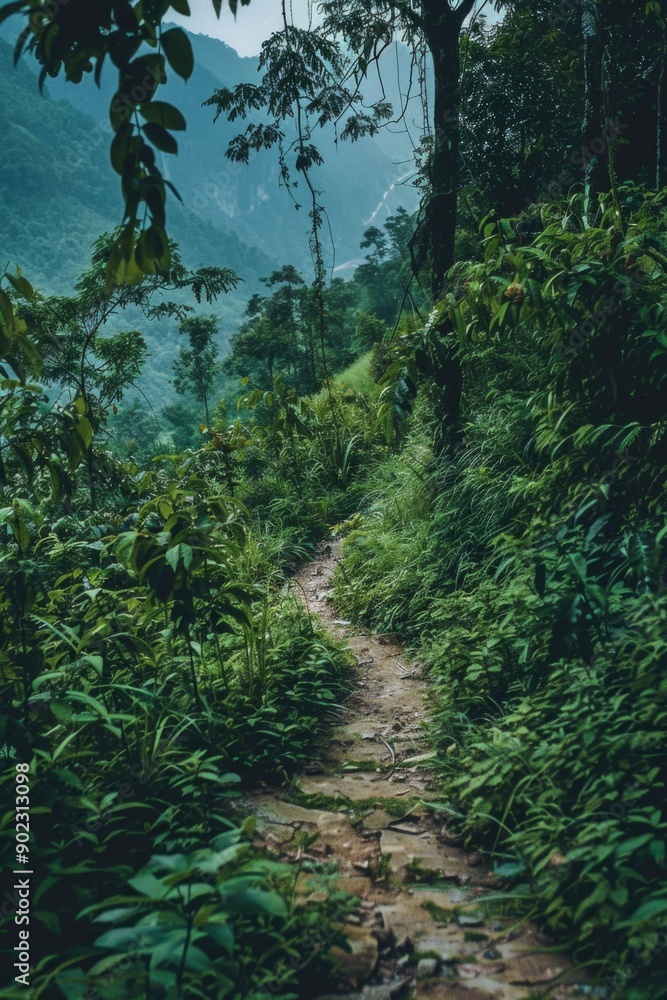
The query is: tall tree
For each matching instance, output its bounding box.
[581,0,608,225]
[173,315,222,426]
[353,207,418,322]
[321,0,477,446]
[420,0,477,291]
[313,1,477,290]
[208,0,480,448]
[225,267,308,391]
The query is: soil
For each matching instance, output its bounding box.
[240,542,587,1000]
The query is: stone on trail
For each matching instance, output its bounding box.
[252,798,324,826]
[380,828,473,882]
[312,987,398,1000]
[330,924,379,982]
[416,957,439,979]
[376,889,471,957]
[362,808,395,831]
[360,985,398,1000]
[449,889,468,904]
[257,820,296,843]
[331,873,376,897]
[298,773,423,801]
[502,953,566,985]
[414,984,506,1000]
[294,871,330,903]
[313,995,362,1000]
[387,820,424,835]
[458,962,506,978]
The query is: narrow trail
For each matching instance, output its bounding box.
[242,542,585,1000]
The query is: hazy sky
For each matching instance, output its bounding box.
[174,1,498,58]
[173,0,315,57]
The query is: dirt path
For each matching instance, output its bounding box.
[242,542,585,1000]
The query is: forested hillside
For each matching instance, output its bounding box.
[0,36,275,292]
[0,19,419,285]
[1,2,667,1000]
[0,15,419,416]
[0,32,276,408]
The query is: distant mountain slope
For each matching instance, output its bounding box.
[0,20,419,280]
[172,28,420,270]
[0,38,119,291]
[0,20,419,406]
[0,35,275,294]
[0,34,279,408]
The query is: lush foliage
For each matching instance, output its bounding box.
[4,2,667,997]
[334,189,667,996]
[0,250,364,998]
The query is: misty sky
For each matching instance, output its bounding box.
[172,0,315,57]
[173,1,498,57]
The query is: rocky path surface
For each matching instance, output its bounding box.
[241,542,585,1000]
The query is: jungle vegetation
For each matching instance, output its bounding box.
[1,1,667,998]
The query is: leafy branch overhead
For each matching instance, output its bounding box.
[0,0,250,282]
[205,24,393,184]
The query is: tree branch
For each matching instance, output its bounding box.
[452,0,478,26]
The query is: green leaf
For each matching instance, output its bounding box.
[5,271,35,301]
[493,860,527,877]
[0,287,14,328]
[93,907,138,924]
[161,27,194,81]
[218,886,287,917]
[184,944,213,971]
[399,751,436,767]
[50,700,75,724]
[94,926,163,951]
[205,921,234,954]
[127,871,168,898]
[573,881,609,922]
[627,897,667,926]
[110,123,134,174]
[165,545,181,571]
[148,853,191,873]
[568,552,588,583]
[140,101,187,130]
[145,224,171,270]
[650,839,665,863]
[615,833,653,857]
[142,122,178,155]
[76,415,94,450]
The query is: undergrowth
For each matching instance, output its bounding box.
[0,268,370,996]
[4,183,667,997]
[334,189,667,998]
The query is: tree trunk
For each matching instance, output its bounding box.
[420,1,474,452]
[657,28,667,190]
[422,0,473,295]
[582,0,608,225]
